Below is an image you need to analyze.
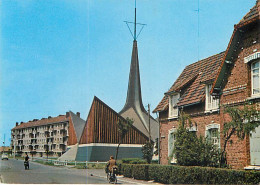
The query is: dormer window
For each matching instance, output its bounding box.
[205,84,219,112]
[168,93,179,118]
[251,60,260,96]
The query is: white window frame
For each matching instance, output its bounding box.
[205,123,220,148]
[251,60,260,97]
[168,93,180,119]
[205,84,219,112]
[168,128,177,163]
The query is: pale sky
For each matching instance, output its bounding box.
[0,0,256,145]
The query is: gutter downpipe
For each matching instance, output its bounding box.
[156,111,160,164]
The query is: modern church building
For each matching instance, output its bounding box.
[58,4,159,161]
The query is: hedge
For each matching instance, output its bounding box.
[121,158,147,164]
[119,164,260,184]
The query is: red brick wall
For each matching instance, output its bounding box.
[219,24,259,168]
[159,108,220,165]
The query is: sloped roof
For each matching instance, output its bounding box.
[237,1,260,26]
[81,96,150,144]
[69,111,86,143]
[154,52,224,112]
[212,1,260,94]
[12,115,68,130]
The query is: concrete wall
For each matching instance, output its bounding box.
[76,144,143,161]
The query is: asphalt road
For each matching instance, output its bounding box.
[0,158,113,184]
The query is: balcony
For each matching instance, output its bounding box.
[31,142,37,145]
[36,148,45,152]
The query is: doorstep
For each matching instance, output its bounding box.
[244,165,260,170]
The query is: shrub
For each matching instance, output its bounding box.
[121,158,147,164]
[173,113,221,167]
[141,142,153,164]
[120,164,133,178]
[149,165,172,184]
[132,165,149,180]
[119,164,260,184]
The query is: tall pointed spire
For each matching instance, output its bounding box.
[120,39,146,114]
[120,0,145,114]
[120,0,158,141]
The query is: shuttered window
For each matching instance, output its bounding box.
[168,94,179,118]
[252,61,260,96]
[205,84,219,112]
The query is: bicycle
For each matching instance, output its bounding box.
[107,166,117,184]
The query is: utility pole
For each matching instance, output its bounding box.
[148,104,151,143]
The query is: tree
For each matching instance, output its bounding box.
[142,142,153,164]
[115,117,133,160]
[173,111,220,167]
[221,103,260,166]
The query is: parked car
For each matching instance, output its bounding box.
[1,153,8,160]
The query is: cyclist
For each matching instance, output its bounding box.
[106,156,117,183]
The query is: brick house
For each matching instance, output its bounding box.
[153,1,260,169]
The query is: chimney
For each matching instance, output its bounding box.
[76,112,80,118]
[66,112,70,118]
[16,122,18,126]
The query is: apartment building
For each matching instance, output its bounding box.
[11,111,85,157]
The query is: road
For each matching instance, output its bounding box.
[0,158,109,184]
[0,159,156,184]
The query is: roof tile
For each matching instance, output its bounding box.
[153,52,224,112]
[12,115,69,130]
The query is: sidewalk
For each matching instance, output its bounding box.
[86,169,162,184]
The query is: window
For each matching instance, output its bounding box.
[205,84,219,111]
[168,93,180,118]
[251,61,260,96]
[205,124,220,148]
[168,128,177,163]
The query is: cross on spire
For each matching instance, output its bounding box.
[124,0,146,41]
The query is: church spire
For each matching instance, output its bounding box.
[120,0,145,114]
[120,39,145,114]
[120,1,158,142]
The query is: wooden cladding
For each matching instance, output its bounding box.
[79,96,148,145]
[68,115,78,145]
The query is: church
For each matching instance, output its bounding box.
[59,4,159,161]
